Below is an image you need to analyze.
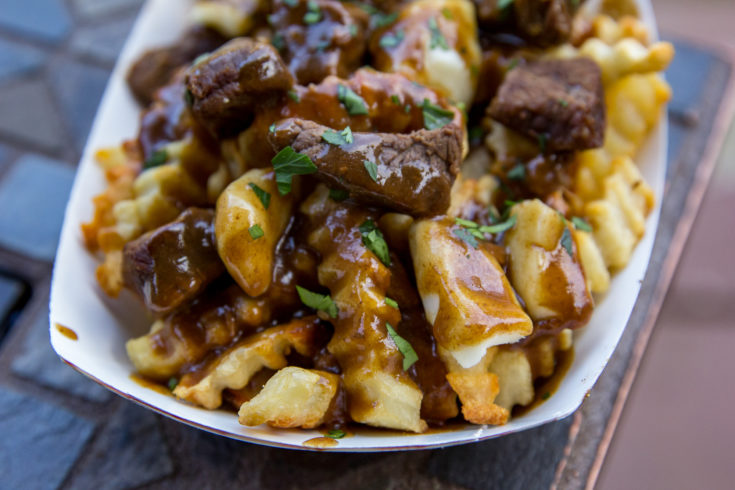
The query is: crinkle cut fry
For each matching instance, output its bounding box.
[301,185,427,433]
[174,316,326,410]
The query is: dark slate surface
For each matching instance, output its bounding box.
[0,388,94,490]
[0,0,72,42]
[70,14,139,65]
[68,402,174,489]
[0,154,76,260]
[0,80,68,152]
[71,0,145,20]
[11,302,111,402]
[0,38,45,82]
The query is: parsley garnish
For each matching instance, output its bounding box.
[322,126,354,146]
[421,99,454,130]
[271,146,318,195]
[428,18,448,50]
[269,123,276,134]
[337,84,368,115]
[386,323,418,371]
[296,285,339,318]
[498,0,514,10]
[348,24,358,37]
[385,297,399,309]
[326,429,346,439]
[453,227,478,249]
[468,126,484,142]
[249,224,264,240]
[143,149,168,170]
[379,29,404,48]
[272,33,285,51]
[287,90,300,102]
[358,218,391,266]
[560,227,574,256]
[538,133,548,153]
[168,377,178,391]
[184,88,194,106]
[390,94,400,105]
[441,7,453,19]
[454,217,478,228]
[571,216,592,232]
[478,215,516,234]
[284,0,298,6]
[542,391,551,400]
[303,0,321,24]
[329,188,349,201]
[507,163,525,180]
[371,11,397,29]
[507,58,519,71]
[363,160,378,182]
[558,98,569,107]
[248,183,271,209]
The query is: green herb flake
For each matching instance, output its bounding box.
[328,188,349,201]
[363,159,378,182]
[316,40,330,52]
[390,94,400,105]
[284,0,298,6]
[184,88,194,106]
[542,391,551,400]
[358,218,392,266]
[421,99,454,130]
[303,0,321,24]
[143,148,168,170]
[538,133,548,153]
[248,183,271,210]
[558,98,569,107]
[326,429,346,439]
[571,216,592,232]
[507,58,519,71]
[249,224,264,240]
[404,104,411,113]
[498,0,514,10]
[478,214,517,235]
[269,123,276,134]
[337,84,368,115]
[560,227,574,256]
[272,33,285,51]
[507,163,526,181]
[287,89,300,103]
[372,11,398,29]
[271,146,318,195]
[348,24,358,37]
[192,52,210,67]
[441,7,453,19]
[455,217,478,228]
[428,17,449,50]
[322,126,354,146]
[453,227,478,249]
[296,285,339,318]
[168,377,179,391]
[385,297,399,309]
[386,323,418,371]
[468,126,484,142]
[379,29,405,49]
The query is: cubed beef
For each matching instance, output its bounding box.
[488,58,605,152]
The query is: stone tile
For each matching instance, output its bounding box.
[0,387,95,490]
[49,59,110,152]
[0,79,67,152]
[11,303,111,402]
[0,0,72,42]
[71,0,145,20]
[0,274,24,323]
[69,402,174,489]
[666,40,715,121]
[70,14,137,64]
[0,143,9,168]
[0,154,75,260]
[0,38,45,82]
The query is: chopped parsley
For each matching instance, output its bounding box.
[453,227,478,249]
[454,217,478,228]
[363,160,378,182]
[284,0,298,6]
[441,7,453,19]
[421,99,454,130]
[326,429,346,439]
[385,297,399,309]
[453,214,517,246]
[468,126,484,142]
[271,33,285,51]
[184,88,194,106]
[192,52,210,67]
[348,24,358,37]
[268,123,276,134]
[571,216,592,232]
[542,391,551,400]
[249,224,264,240]
[386,323,418,371]
[478,215,517,234]
[271,146,318,195]
[328,188,349,201]
[558,98,569,107]
[507,162,526,180]
[371,11,398,29]
[560,227,574,256]
[379,29,404,48]
[143,148,168,170]
[296,286,339,318]
[337,84,368,115]
[322,126,354,146]
[507,58,519,71]
[168,377,178,391]
[358,218,391,267]
[303,0,321,24]
[248,183,271,210]
[287,89,300,103]
[390,94,400,105]
[538,133,548,153]
[498,0,514,10]
[428,17,449,50]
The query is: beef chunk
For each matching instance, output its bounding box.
[268,0,370,85]
[269,118,462,216]
[127,27,227,106]
[123,208,225,315]
[488,58,605,152]
[186,37,293,137]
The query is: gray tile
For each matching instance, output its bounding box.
[0,0,72,42]
[0,274,24,323]
[0,79,67,152]
[70,14,137,64]
[49,59,110,152]
[0,387,95,490]
[71,0,144,19]
[11,303,111,402]
[69,402,174,489]
[0,143,9,168]
[0,38,45,82]
[0,154,75,261]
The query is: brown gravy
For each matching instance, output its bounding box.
[54,323,78,341]
[302,436,339,448]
